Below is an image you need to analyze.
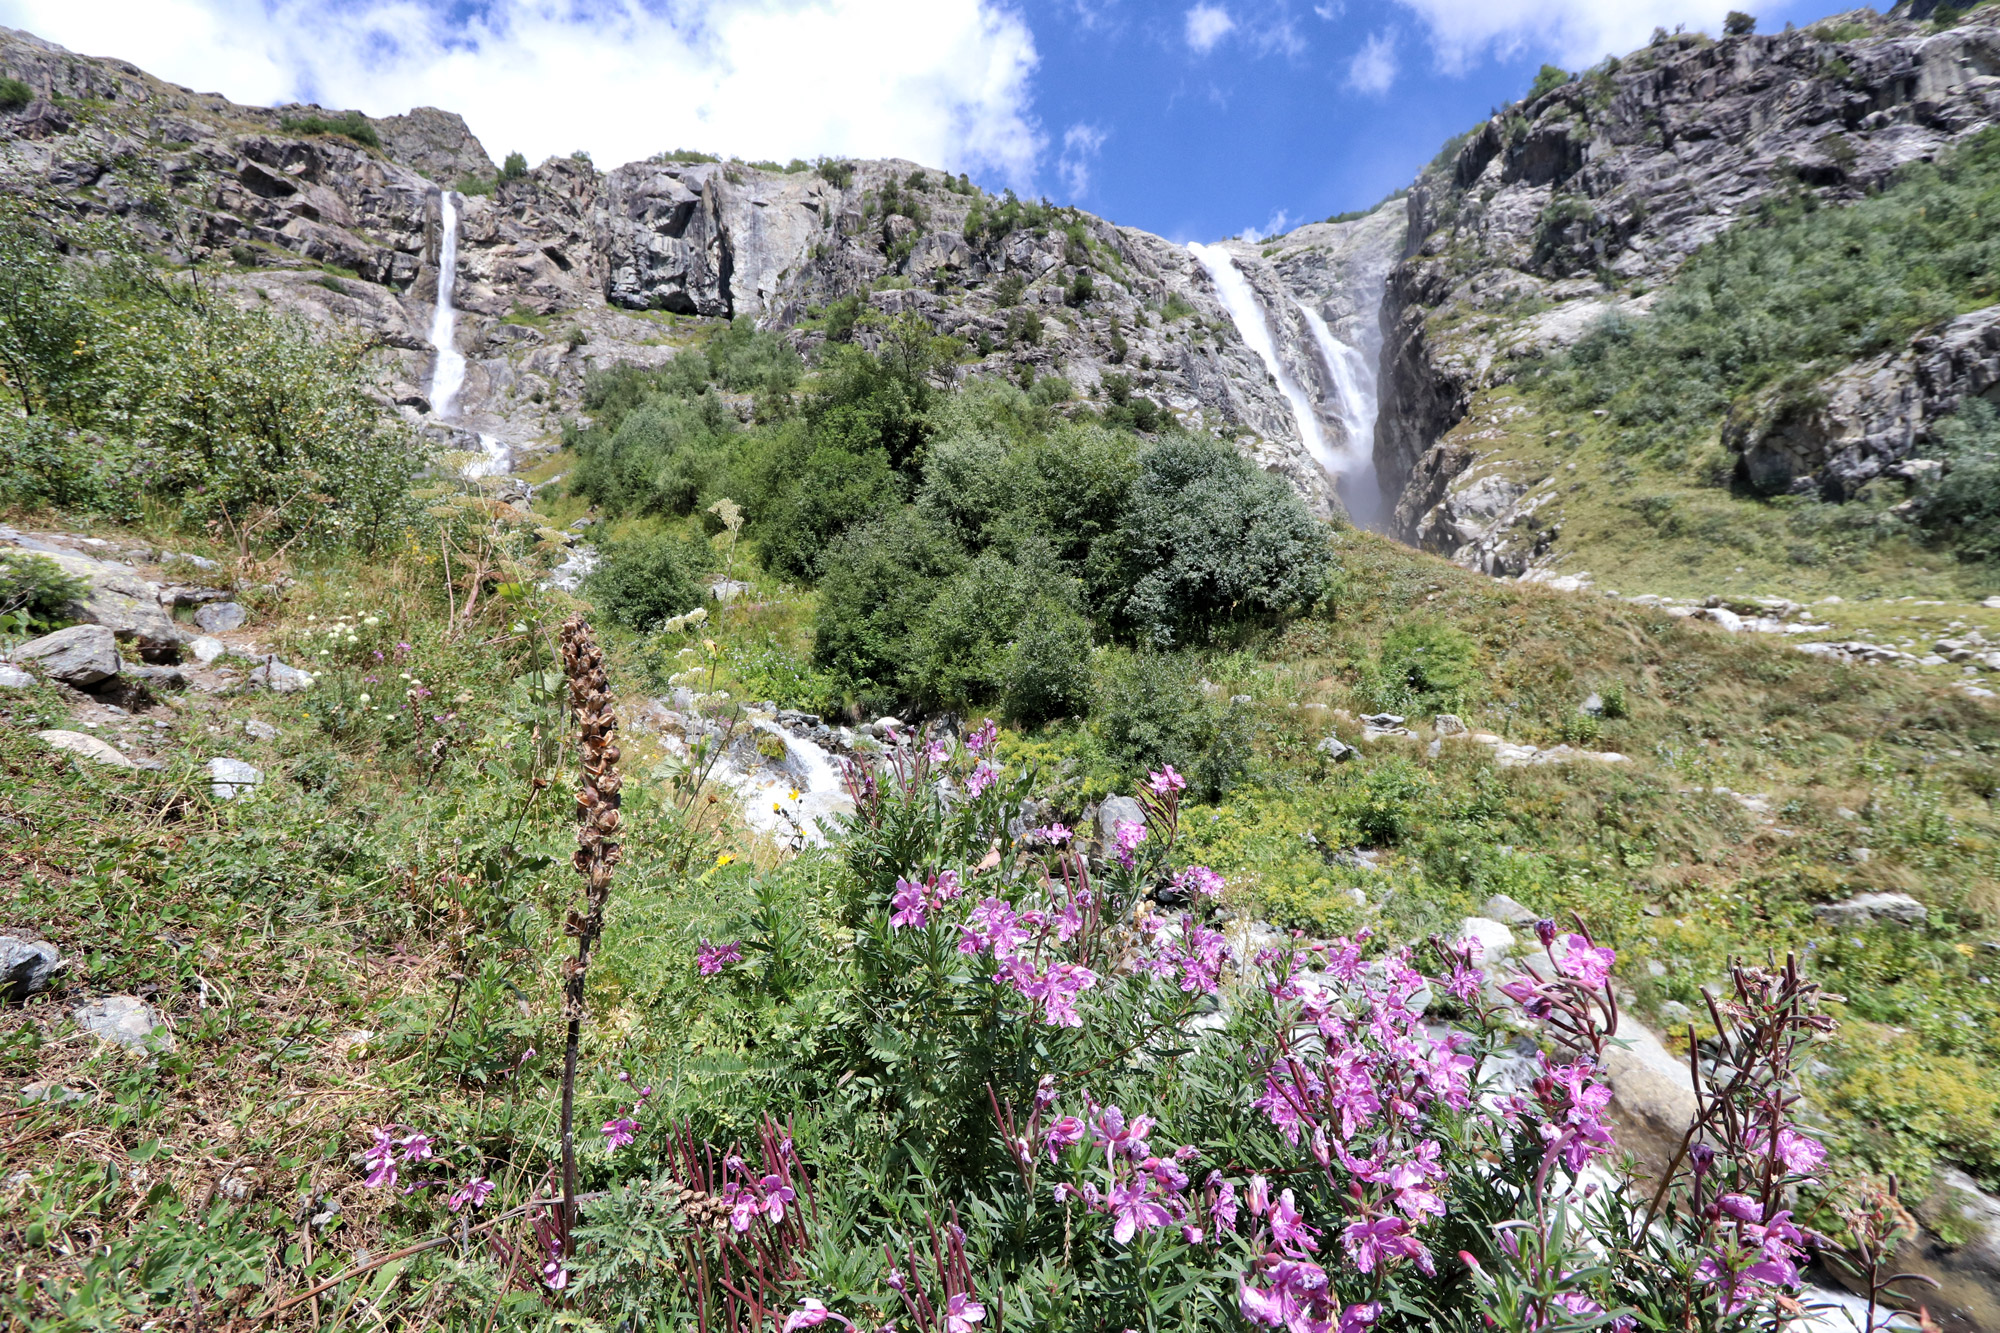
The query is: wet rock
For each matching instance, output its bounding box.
[193,601,246,634]
[36,729,135,769]
[10,624,120,686]
[208,757,264,799]
[0,927,62,1000]
[73,995,173,1052]
[1814,892,1927,926]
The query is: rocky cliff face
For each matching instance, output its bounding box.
[0,24,1389,517]
[1366,10,2000,571]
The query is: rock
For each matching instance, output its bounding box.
[1455,916,1516,960]
[1481,894,1539,926]
[208,757,264,800]
[1097,795,1146,857]
[6,542,183,660]
[19,1081,90,1105]
[1360,712,1410,740]
[1600,1020,1698,1141]
[125,663,186,691]
[193,601,246,634]
[188,635,227,665]
[243,719,278,741]
[1814,891,1927,926]
[1986,596,2000,610]
[0,927,62,1000]
[0,665,32,689]
[72,995,173,1052]
[36,729,135,768]
[1918,1168,2000,1283]
[9,624,120,686]
[1315,736,1357,762]
[1579,692,1604,716]
[1433,714,1467,736]
[245,657,314,692]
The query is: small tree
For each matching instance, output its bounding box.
[1724,10,1757,35]
[500,151,529,180]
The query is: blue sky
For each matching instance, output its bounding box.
[2,0,1851,241]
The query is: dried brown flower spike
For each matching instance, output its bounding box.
[556,614,621,1256]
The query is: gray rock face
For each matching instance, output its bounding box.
[193,601,246,634]
[1814,891,1928,925]
[6,542,183,661]
[36,729,135,768]
[11,624,119,685]
[373,106,496,185]
[1920,1168,2000,1286]
[73,995,172,1052]
[0,926,62,1000]
[1369,15,2000,557]
[207,757,264,799]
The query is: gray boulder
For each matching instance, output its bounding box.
[208,757,264,800]
[193,601,246,634]
[73,995,173,1052]
[1315,735,1357,762]
[36,729,135,768]
[0,927,62,1001]
[1919,1168,2000,1285]
[246,657,314,692]
[1097,795,1146,858]
[11,624,120,686]
[0,665,33,689]
[19,544,183,660]
[1814,892,1927,926]
[1481,893,1540,926]
[188,635,227,665]
[243,719,278,741]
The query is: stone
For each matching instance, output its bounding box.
[0,927,62,1000]
[1579,692,1604,716]
[1918,1168,2000,1284]
[193,601,246,634]
[125,663,186,691]
[0,665,32,689]
[208,757,264,800]
[246,657,314,692]
[9,624,120,686]
[1599,1020,1699,1141]
[189,635,227,665]
[1455,916,1515,960]
[1813,891,1927,926]
[1315,736,1357,762]
[1481,894,1539,926]
[1433,714,1467,736]
[7,542,183,660]
[36,729,135,768]
[73,995,173,1052]
[19,1081,91,1105]
[1096,795,1146,857]
[243,719,278,741]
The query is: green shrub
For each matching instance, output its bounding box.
[0,77,31,112]
[278,110,380,149]
[1723,10,1756,35]
[753,436,899,581]
[1115,434,1332,646]
[1003,594,1093,726]
[1343,756,1437,845]
[1919,398,2000,560]
[1526,63,1571,101]
[0,551,87,629]
[704,318,802,397]
[811,510,963,704]
[587,532,708,632]
[1092,648,1207,776]
[499,151,529,181]
[1362,620,1481,714]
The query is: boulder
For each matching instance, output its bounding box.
[188,635,227,665]
[1315,736,1357,762]
[1455,916,1516,960]
[0,927,62,1000]
[10,624,120,686]
[246,657,314,692]
[244,719,278,741]
[73,995,173,1052]
[36,729,135,768]
[194,601,246,634]
[208,757,264,800]
[1814,892,1927,926]
[0,665,33,689]
[24,545,183,660]
[1433,714,1468,736]
[1600,1020,1699,1141]
[1481,894,1540,926]
[1919,1168,2000,1285]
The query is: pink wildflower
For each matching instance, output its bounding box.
[967,761,999,798]
[1554,934,1617,988]
[889,878,928,930]
[967,719,999,755]
[1113,820,1147,870]
[1109,1178,1173,1243]
[1147,765,1187,795]
[603,1117,638,1150]
[697,939,744,975]
[782,1298,855,1331]
[1032,823,1074,846]
[944,1292,986,1333]
[1174,864,1225,898]
[361,1127,398,1189]
[447,1176,494,1212]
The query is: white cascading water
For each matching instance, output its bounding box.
[1187,243,1338,477]
[1296,301,1384,530]
[427,191,467,418]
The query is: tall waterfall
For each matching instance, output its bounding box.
[427,191,467,420]
[1187,243,1337,477]
[1296,302,1384,530]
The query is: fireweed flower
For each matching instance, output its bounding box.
[1173,864,1226,898]
[1032,823,1073,845]
[966,719,998,755]
[1147,765,1187,795]
[1109,1178,1173,1243]
[966,760,1000,798]
[697,939,744,975]
[603,1117,638,1150]
[398,1132,433,1164]
[1553,933,1617,988]
[889,878,928,930]
[362,1127,399,1188]
[447,1176,493,1211]
[1113,820,1147,869]
[944,1292,986,1333]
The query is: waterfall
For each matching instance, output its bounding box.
[1296,302,1384,530]
[1187,242,1338,477]
[426,191,467,419]
[463,432,510,479]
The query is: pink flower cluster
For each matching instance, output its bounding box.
[1696,1194,1811,1313]
[360,1123,492,1215]
[1043,1099,1237,1246]
[603,1073,655,1152]
[717,1152,799,1232]
[889,870,963,930]
[697,939,744,975]
[1132,911,1233,996]
[1111,820,1147,870]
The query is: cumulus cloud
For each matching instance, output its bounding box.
[0,0,1045,182]
[1184,3,1236,53]
[1058,122,1107,196]
[1390,0,1748,71]
[1346,29,1397,94]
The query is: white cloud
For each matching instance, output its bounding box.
[1239,207,1292,242]
[1184,3,1236,53]
[1058,122,1107,196]
[0,0,1045,183]
[1312,2,1342,17]
[1346,29,1397,94]
[1390,0,1746,71]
